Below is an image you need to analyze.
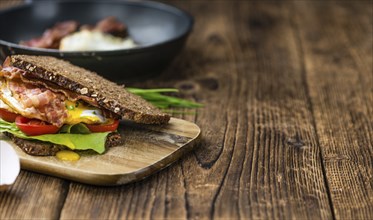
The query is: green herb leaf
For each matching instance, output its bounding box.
[127,87,203,110]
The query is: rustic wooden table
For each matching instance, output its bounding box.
[1,1,372,219]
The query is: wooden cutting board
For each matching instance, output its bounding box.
[1,118,200,186]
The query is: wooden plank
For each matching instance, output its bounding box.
[3,118,200,186]
[59,1,333,219]
[202,2,332,219]
[0,171,67,219]
[294,1,373,219]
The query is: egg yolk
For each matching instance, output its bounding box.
[56,150,80,161]
[65,101,106,125]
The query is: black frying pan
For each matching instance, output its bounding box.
[0,0,193,81]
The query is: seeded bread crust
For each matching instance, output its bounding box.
[9,55,170,125]
[4,132,123,156]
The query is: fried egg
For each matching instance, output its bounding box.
[0,99,15,113]
[59,30,137,51]
[64,100,106,124]
[0,79,39,118]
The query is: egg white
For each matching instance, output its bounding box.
[0,79,40,119]
[60,30,137,51]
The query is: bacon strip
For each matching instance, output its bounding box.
[0,66,25,79]
[20,21,78,49]
[7,80,68,127]
[0,66,119,123]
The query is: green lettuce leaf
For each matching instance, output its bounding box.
[0,119,110,154]
[59,123,91,134]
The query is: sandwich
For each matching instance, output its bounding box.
[0,55,170,156]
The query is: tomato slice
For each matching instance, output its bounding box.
[15,116,59,136]
[86,120,119,133]
[0,108,20,122]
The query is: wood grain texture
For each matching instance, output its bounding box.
[294,1,373,219]
[177,2,332,219]
[0,0,372,219]
[0,171,67,219]
[61,1,333,219]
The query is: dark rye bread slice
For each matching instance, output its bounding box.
[4,132,123,156]
[9,55,170,124]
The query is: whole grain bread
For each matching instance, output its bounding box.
[4,132,123,156]
[9,55,170,124]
